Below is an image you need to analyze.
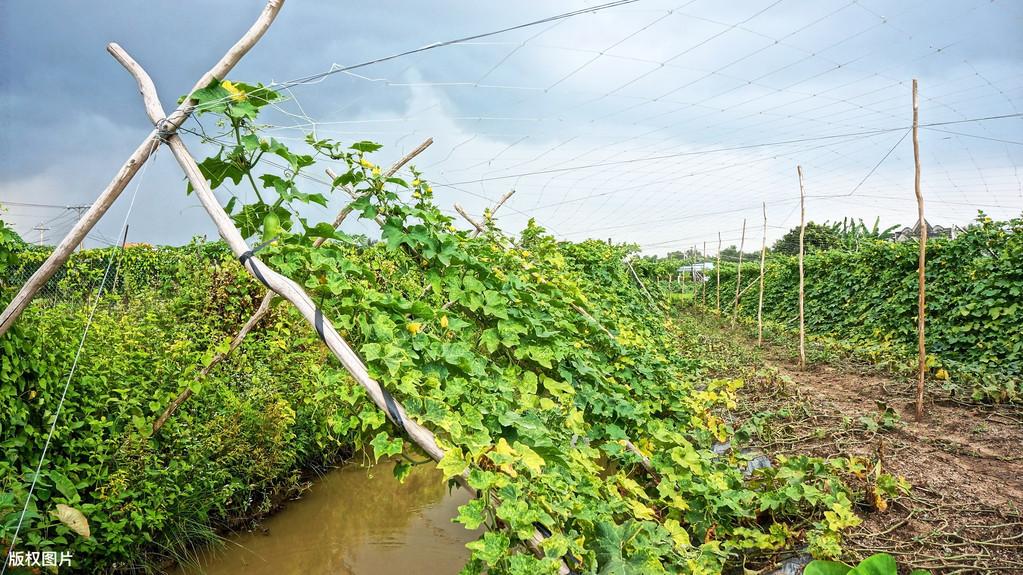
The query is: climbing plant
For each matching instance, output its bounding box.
[170,79,896,573]
[710,215,1023,402]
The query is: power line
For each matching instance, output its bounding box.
[437,113,1022,186]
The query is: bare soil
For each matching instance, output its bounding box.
[692,315,1023,574]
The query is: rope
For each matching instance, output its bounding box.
[2,143,159,574]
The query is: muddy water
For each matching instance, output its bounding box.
[176,462,477,575]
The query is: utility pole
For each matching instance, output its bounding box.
[32,226,49,245]
[70,205,89,250]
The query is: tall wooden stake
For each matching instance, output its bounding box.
[732,218,746,325]
[702,241,707,307]
[797,166,807,369]
[913,78,927,421]
[758,202,767,345]
[715,232,722,315]
[0,0,285,337]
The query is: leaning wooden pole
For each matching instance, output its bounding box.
[111,46,565,572]
[152,141,434,433]
[0,0,285,337]
[912,79,927,421]
[732,218,746,325]
[757,202,767,345]
[797,166,807,369]
[454,203,486,234]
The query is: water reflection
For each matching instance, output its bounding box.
[176,462,477,575]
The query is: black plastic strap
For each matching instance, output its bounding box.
[238,236,279,289]
[380,387,406,432]
[245,258,272,289]
[314,307,325,341]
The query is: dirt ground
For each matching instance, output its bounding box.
[689,315,1023,574]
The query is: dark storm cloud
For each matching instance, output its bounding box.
[1,1,1021,252]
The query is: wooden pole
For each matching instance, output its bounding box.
[627,261,660,311]
[715,232,722,315]
[454,203,485,233]
[913,78,927,421]
[111,46,565,572]
[702,241,707,307]
[797,165,807,369]
[758,202,767,345]
[153,132,431,433]
[317,138,433,248]
[0,0,285,337]
[732,219,746,325]
[152,291,274,433]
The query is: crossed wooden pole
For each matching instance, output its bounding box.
[0,2,568,569]
[0,1,284,337]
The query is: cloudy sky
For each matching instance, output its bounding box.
[1,0,1021,254]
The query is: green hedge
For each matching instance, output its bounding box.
[1,240,232,301]
[1,244,375,570]
[715,215,1023,401]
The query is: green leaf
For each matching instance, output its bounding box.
[351,141,384,153]
[849,554,897,575]
[49,471,78,501]
[465,532,510,567]
[437,448,468,480]
[481,328,500,354]
[370,432,404,462]
[392,460,413,483]
[593,521,653,575]
[805,560,852,575]
[456,498,487,530]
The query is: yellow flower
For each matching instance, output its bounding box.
[221,80,246,102]
[412,179,421,187]
[371,166,381,177]
[359,157,374,169]
[406,322,422,335]
[440,315,449,329]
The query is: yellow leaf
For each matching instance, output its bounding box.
[664,519,692,550]
[493,437,515,458]
[626,498,656,520]
[515,442,545,475]
[54,504,90,538]
[872,488,889,512]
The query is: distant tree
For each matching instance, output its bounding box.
[719,245,760,262]
[666,247,702,260]
[825,217,900,249]
[771,222,841,255]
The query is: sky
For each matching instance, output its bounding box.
[1,0,1021,255]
